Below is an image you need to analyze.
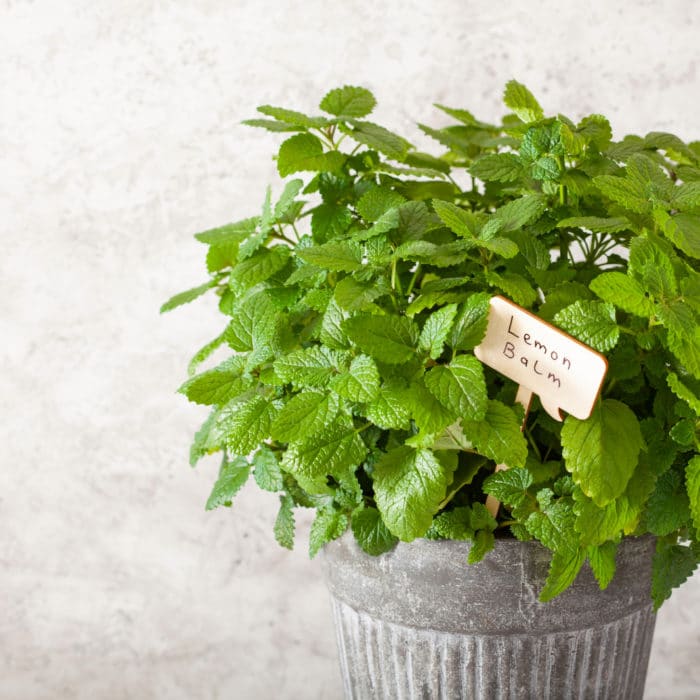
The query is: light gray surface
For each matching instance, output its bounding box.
[1,1,699,699]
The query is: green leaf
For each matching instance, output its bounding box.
[356,186,406,222]
[319,85,376,118]
[298,240,364,272]
[485,194,547,234]
[485,271,537,308]
[573,489,637,546]
[432,199,476,238]
[424,355,488,420]
[431,507,474,540]
[329,354,380,403]
[526,496,578,552]
[589,272,655,317]
[667,326,700,380]
[561,399,644,506]
[554,300,619,352]
[593,174,650,214]
[224,395,280,455]
[242,118,301,133]
[556,216,631,234]
[334,277,385,312]
[257,105,328,129]
[160,281,215,313]
[274,346,342,388]
[253,447,284,492]
[406,377,458,435]
[644,470,691,536]
[687,456,700,538]
[671,181,700,210]
[655,209,700,259]
[587,542,618,590]
[450,293,491,351]
[277,133,345,177]
[311,203,353,241]
[470,153,523,182]
[274,179,304,219]
[419,304,458,359]
[483,468,534,519]
[503,80,544,122]
[468,530,496,564]
[539,548,587,602]
[343,313,418,364]
[362,382,412,430]
[652,540,699,610]
[229,246,290,290]
[190,411,219,466]
[668,373,700,415]
[205,456,250,510]
[274,494,295,549]
[224,290,279,352]
[321,298,351,350]
[309,508,348,558]
[344,120,412,161]
[194,217,258,245]
[282,424,368,492]
[394,240,470,267]
[373,446,455,541]
[270,391,340,442]
[178,356,251,406]
[461,400,528,467]
[351,506,398,555]
[629,236,677,300]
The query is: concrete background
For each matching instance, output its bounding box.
[1,0,699,698]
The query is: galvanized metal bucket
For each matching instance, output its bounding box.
[322,535,656,699]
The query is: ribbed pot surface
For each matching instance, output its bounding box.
[322,535,656,700]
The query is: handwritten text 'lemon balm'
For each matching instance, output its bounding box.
[474,296,608,421]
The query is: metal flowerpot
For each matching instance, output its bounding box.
[322,534,656,699]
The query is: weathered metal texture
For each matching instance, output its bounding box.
[322,535,656,699]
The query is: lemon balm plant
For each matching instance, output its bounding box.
[163,81,700,609]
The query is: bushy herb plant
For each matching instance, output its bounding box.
[163,81,700,606]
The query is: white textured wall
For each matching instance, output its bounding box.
[2,1,699,698]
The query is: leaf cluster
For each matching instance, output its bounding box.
[164,81,700,606]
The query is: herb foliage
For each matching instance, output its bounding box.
[164,81,700,606]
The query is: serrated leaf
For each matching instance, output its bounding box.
[311,202,353,241]
[189,410,220,467]
[309,508,348,558]
[343,313,418,364]
[587,542,618,590]
[431,507,474,540]
[687,456,700,538]
[483,468,534,517]
[298,240,363,272]
[561,399,643,506]
[270,391,340,442]
[194,217,259,245]
[320,298,351,350]
[486,194,547,234]
[187,332,226,377]
[556,216,631,234]
[319,85,376,118]
[503,80,544,123]
[225,290,279,353]
[629,237,677,300]
[667,326,700,379]
[486,271,537,307]
[274,178,304,220]
[450,293,491,350]
[205,456,250,510]
[277,133,345,177]
[362,383,412,430]
[351,506,398,555]
[554,300,619,352]
[334,276,385,312]
[394,240,471,267]
[593,174,650,214]
[652,541,699,610]
[179,356,252,406]
[668,373,700,415]
[374,446,455,541]
[229,246,290,290]
[223,395,280,455]
[257,105,328,129]
[242,118,302,133]
[461,400,528,467]
[406,377,458,434]
[589,272,655,317]
[419,304,458,359]
[539,548,587,602]
[282,424,368,493]
[470,153,523,182]
[274,494,295,549]
[356,186,406,222]
[274,346,342,388]
[344,120,412,161]
[655,209,700,259]
[432,199,476,238]
[468,529,496,564]
[424,355,487,420]
[573,489,637,545]
[671,181,700,210]
[329,354,380,403]
[644,470,691,535]
[161,281,216,313]
[253,447,284,492]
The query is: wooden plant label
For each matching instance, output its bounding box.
[474,296,608,422]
